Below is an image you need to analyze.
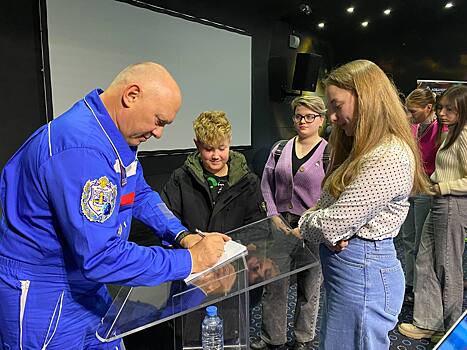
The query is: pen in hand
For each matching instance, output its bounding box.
[195,229,206,238]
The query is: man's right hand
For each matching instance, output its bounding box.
[189,233,230,273]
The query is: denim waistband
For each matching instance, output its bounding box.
[349,236,395,251]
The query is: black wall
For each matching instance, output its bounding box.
[2,0,466,190]
[0,1,46,171]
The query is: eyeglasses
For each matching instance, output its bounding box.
[292,113,321,123]
[435,104,457,114]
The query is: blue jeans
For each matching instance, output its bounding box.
[319,237,404,350]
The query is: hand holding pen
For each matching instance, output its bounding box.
[188,229,231,273]
[195,228,206,238]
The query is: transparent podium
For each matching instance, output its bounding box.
[96,216,319,349]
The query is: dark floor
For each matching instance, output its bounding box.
[249,236,467,350]
[249,284,440,350]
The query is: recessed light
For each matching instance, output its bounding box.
[347,6,355,13]
[361,21,369,27]
[318,22,325,28]
[383,8,391,15]
[444,2,454,8]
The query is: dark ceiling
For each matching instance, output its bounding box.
[138,0,467,41]
[256,0,466,35]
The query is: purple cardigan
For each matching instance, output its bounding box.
[261,137,327,217]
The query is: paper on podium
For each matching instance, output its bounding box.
[184,240,247,284]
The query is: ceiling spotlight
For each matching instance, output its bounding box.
[318,22,325,28]
[444,2,454,8]
[383,8,391,15]
[299,4,312,15]
[347,6,355,13]
[361,21,369,27]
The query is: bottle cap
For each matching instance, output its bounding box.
[206,305,217,316]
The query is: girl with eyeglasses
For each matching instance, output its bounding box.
[256,95,327,350]
[399,84,467,343]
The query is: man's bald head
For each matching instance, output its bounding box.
[101,62,182,146]
[108,62,181,103]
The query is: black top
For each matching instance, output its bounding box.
[203,171,229,205]
[291,140,322,176]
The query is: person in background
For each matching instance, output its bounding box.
[160,110,266,348]
[399,84,467,343]
[0,62,228,350]
[252,95,327,350]
[400,88,442,304]
[298,59,430,350]
[161,110,265,233]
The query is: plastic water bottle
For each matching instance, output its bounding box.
[201,305,224,350]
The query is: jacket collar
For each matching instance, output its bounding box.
[185,150,249,186]
[83,89,137,167]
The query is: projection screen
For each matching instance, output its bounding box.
[45,0,252,151]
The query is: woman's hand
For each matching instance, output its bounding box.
[272,215,292,235]
[325,240,349,252]
[430,184,441,195]
[290,227,302,239]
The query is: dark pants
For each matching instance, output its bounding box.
[414,195,467,331]
[260,213,322,345]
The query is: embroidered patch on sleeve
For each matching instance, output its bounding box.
[81,176,117,223]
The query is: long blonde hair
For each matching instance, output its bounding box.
[323,59,429,198]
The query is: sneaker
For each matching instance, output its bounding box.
[250,339,286,350]
[251,339,268,350]
[398,323,439,340]
[293,341,312,350]
[430,332,445,344]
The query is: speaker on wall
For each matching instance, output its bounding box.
[292,52,323,92]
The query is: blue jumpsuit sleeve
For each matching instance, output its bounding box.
[41,148,192,286]
[132,162,187,243]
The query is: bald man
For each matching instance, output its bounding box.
[0,62,227,349]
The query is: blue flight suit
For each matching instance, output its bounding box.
[0,89,192,349]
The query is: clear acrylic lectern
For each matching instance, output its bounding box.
[96,216,319,349]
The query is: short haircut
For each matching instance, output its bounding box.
[193,111,232,147]
[291,95,326,115]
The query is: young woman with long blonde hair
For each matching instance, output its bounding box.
[298,59,429,350]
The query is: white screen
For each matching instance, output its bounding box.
[46,0,252,151]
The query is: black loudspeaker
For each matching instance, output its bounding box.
[292,53,322,92]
